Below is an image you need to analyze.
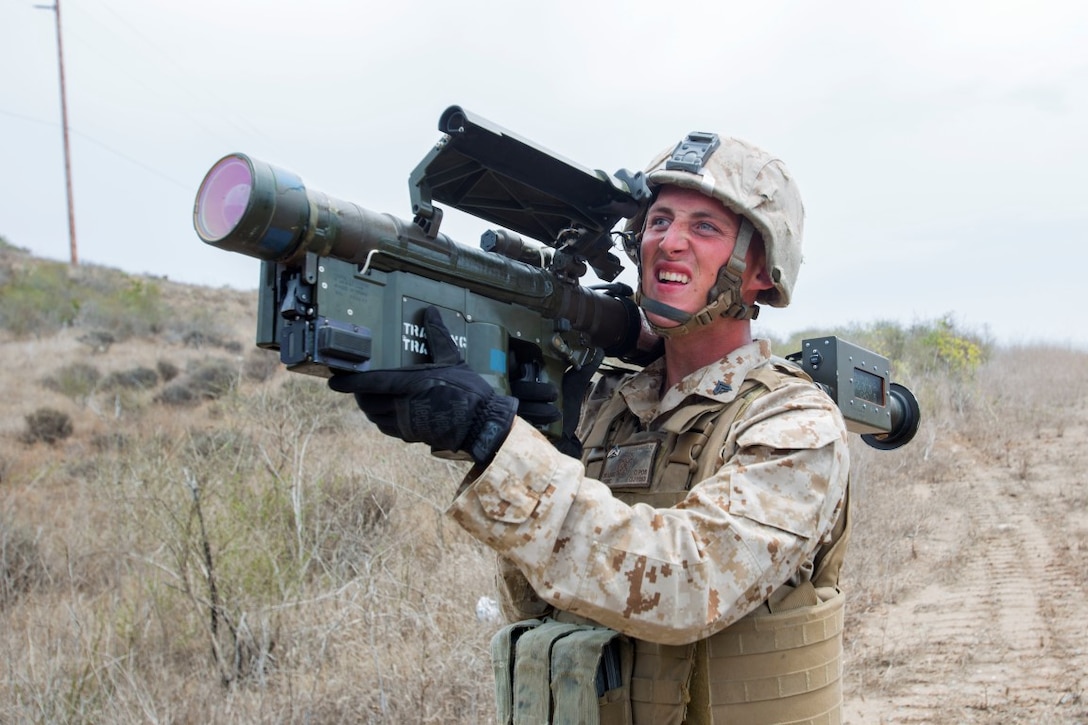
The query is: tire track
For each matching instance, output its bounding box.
[844,415,1088,723]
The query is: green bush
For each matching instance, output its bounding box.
[916,315,988,378]
[771,315,991,387]
[41,362,101,400]
[0,262,80,336]
[0,251,168,340]
[77,277,166,338]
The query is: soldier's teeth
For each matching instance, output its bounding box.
[659,271,690,284]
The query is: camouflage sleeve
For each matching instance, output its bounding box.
[447,382,849,646]
[494,554,552,622]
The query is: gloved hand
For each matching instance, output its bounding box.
[328,306,517,465]
[508,354,562,428]
[554,347,604,459]
[507,347,603,460]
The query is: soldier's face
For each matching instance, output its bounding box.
[639,186,739,326]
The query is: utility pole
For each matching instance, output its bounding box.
[36,0,78,266]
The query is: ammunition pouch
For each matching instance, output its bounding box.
[491,584,844,725]
[491,618,633,725]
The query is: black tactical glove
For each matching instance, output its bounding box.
[328,306,518,465]
[508,354,562,428]
[554,347,604,459]
[507,347,603,460]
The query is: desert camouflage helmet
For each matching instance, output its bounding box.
[624,132,805,315]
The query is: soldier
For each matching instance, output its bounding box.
[330,132,851,724]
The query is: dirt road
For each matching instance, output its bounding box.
[843,397,1088,722]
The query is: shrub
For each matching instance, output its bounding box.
[22,407,74,445]
[309,476,396,578]
[76,330,116,353]
[243,348,279,383]
[0,261,80,336]
[155,359,239,406]
[182,330,219,348]
[41,361,102,400]
[155,384,197,407]
[178,327,243,353]
[189,360,239,398]
[91,431,129,452]
[75,274,167,339]
[916,315,988,377]
[157,359,180,382]
[0,517,49,607]
[0,254,169,340]
[185,428,254,464]
[102,366,159,391]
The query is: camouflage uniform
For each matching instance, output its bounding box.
[448,338,849,646]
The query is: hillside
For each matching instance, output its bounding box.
[2,242,1087,723]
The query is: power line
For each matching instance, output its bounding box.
[1,106,193,191]
[71,128,192,190]
[0,107,56,126]
[74,0,269,145]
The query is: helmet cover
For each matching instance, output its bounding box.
[625,134,804,308]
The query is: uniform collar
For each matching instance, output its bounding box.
[618,339,773,425]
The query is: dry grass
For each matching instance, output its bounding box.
[0,297,499,722]
[1,378,498,722]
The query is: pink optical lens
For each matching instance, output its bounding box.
[195,156,252,241]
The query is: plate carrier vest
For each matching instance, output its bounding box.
[491,359,852,725]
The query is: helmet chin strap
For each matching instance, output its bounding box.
[638,219,759,339]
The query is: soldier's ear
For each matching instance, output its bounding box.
[742,236,773,300]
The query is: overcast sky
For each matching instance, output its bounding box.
[3,0,1086,349]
